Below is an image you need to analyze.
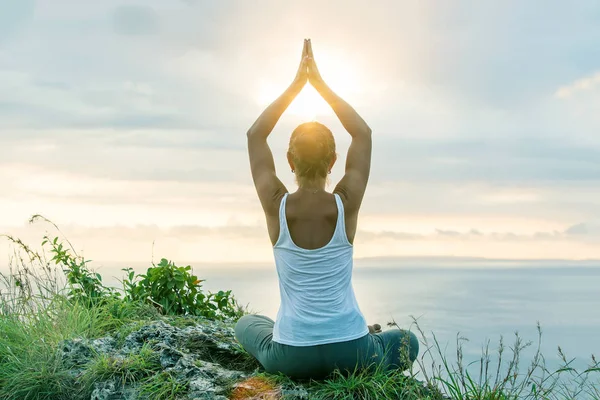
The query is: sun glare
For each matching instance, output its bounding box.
[257,50,362,121]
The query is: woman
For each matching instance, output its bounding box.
[235,39,418,380]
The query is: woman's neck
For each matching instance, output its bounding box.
[297,185,326,194]
[296,176,327,191]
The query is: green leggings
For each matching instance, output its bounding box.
[234,314,419,380]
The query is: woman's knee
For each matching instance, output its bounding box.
[404,330,419,362]
[234,314,254,342]
[234,314,275,354]
[380,329,419,365]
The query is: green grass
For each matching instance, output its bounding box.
[139,371,188,400]
[0,294,161,400]
[310,370,441,400]
[83,344,162,386]
[1,297,102,399]
[257,365,445,400]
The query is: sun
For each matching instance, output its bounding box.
[257,83,329,121]
[256,49,362,121]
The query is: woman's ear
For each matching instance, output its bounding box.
[287,151,295,172]
[328,153,337,171]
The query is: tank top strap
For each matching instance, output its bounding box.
[278,193,290,235]
[333,193,350,245]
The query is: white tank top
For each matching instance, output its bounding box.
[272,193,369,346]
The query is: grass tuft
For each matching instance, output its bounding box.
[83,343,162,387]
[139,371,188,400]
[304,363,444,400]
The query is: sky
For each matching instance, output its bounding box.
[1,0,599,265]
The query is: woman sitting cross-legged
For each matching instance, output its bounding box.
[235,39,419,380]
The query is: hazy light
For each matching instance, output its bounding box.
[257,49,362,120]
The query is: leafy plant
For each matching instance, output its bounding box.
[121,258,242,320]
[42,235,120,305]
[24,215,243,321]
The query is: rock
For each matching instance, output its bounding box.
[61,338,95,367]
[60,316,257,400]
[155,342,185,368]
[89,380,137,400]
[188,376,228,400]
[281,388,310,399]
[89,380,118,400]
[92,336,118,354]
[122,320,178,354]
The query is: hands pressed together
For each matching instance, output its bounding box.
[247,37,370,142]
[293,38,324,89]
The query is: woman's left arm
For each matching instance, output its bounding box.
[247,40,308,215]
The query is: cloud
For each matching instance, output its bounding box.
[0,71,207,130]
[357,231,423,241]
[435,229,462,237]
[565,222,600,236]
[566,223,589,235]
[370,137,600,185]
[555,72,600,99]
[359,225,600,243]
[112,6,160,36]
[0,221,271,265]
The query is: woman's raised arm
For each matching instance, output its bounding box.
[247,40,309,216]
[306,39,372,214]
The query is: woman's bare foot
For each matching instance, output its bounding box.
[368,324,382,334]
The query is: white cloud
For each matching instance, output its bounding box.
[565,222,600,236]
[555,71,600,99]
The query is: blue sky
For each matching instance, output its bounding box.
[1,1,599,263]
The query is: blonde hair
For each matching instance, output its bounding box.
[288,122,336,188]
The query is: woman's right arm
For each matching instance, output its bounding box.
[248,40,309,216]
[307,40,372,214]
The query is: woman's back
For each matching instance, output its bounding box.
[268,190,340,249]
[272,192,368,346]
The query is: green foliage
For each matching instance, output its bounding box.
[0,294,163,400]
[0,219,244,399]
[121,258,243,320]
[258,364,444,400]
[43,235,120,305]
[84,344,162,386]
[139,371,188,400]
[0,297,108,400]
[38,230,243,320]
[310,368,442,400]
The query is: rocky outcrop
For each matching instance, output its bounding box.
[60,318,308,400]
